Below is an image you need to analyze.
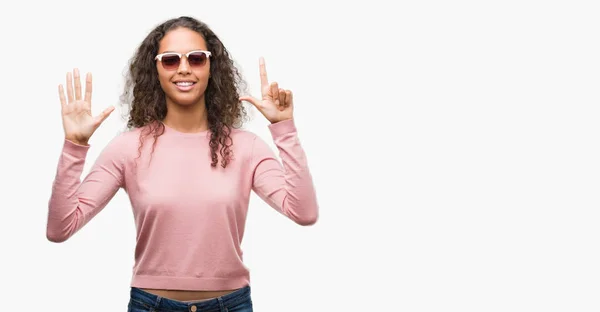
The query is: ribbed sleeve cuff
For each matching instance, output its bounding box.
[62,139,90,158]
[268,119,297,138]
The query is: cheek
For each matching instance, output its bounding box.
[192,67,210,79]
[191,69,210,91]
[194,60,211,78]
[157,69,173,88]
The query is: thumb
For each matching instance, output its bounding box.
[93,106,115,126]
[239,96,262,109]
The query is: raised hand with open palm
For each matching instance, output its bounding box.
[59,68,115,146]
[239,57,294,124]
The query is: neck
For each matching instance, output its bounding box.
[162,97,209,133]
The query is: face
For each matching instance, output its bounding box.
[156,27,211,107]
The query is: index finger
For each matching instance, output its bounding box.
[259,57,268,89]
[58,85,66,109]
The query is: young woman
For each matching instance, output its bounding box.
[47,16,319,312]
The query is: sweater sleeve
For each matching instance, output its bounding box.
[46,136,125,242]
[250,119,319,226]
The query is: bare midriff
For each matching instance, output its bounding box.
[141,288,239,301]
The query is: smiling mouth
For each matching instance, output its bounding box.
[174,82,196,87]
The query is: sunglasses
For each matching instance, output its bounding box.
[155,50,212,70]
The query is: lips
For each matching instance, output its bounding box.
[173,81,196,91]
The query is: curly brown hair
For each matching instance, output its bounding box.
[120,16,248,168]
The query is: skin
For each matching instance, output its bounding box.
[58,26,296,301]
[156,27,212,133]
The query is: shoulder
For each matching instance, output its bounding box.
[229,127,262,155]
[106,126,144,147]
[230,128,260,148]
[230,127,259,141]
[231,120,297,143]
[97,126,145,160]
[229,127,275,160]
[228,127,278,166]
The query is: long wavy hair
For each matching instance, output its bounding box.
[120,16,248,168]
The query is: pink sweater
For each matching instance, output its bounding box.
[46,119,318,291]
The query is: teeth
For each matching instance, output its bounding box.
[176,82,194,86]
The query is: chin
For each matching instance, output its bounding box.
[167,92,203,106]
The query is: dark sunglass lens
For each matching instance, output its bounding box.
[188,53,207,66]
[162,55,180,69]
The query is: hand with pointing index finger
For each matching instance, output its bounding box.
[58,68,115,146]
[240,57,293,124]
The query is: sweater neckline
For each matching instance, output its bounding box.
[160,122,211,138]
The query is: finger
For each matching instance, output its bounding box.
[270,82,279,106]
[84,72,93,104]
[285,90,293,107]
[93,106,115,126]
[58,85,67,109]
[239,96,262,109]
[278,88,286,109]
[66,72,74,103]
[74,68,82,101]
[259,57,268,91]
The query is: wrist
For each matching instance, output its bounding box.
[65,137,89,146]
[270,117,293,124]
[268,118,296,137]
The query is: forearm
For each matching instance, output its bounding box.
[253,119,319,225]
[47,139,90,242]
[46,138,122,242]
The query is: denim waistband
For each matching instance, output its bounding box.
[129,285,251,312]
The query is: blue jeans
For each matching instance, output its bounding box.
[128,285,253,312]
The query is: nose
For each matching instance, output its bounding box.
[177,56,191,74]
